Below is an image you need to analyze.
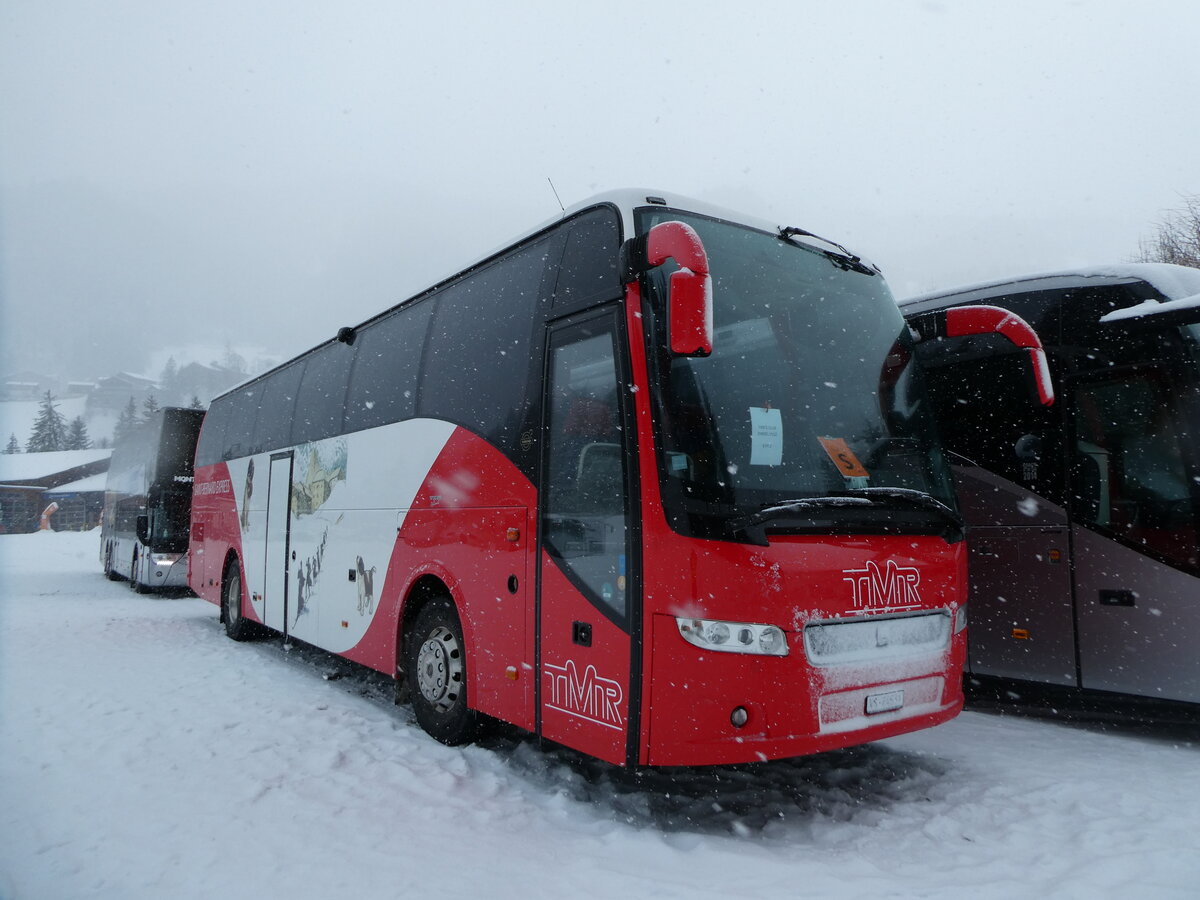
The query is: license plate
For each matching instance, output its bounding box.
[865,689,904,715]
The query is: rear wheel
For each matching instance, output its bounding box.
[104,542,120,581]
[222,558,261,641]
[405,598,479,745]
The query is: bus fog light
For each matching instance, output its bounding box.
[731,706,749,728]
[677,617,789,657]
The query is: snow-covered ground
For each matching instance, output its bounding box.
[2,530,1197,900]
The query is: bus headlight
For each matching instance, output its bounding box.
[954,605,968,633]
[676,617,789,657]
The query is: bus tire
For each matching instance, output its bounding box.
[405,597,479,746]
[222,558,261,642]
[131,550,150,594]
[104,543,120,581]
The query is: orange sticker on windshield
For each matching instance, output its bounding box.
[818,437,870,478]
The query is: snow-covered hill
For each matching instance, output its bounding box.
[1,530,1197,899]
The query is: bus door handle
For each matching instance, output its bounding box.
[572,621,592,647]
[1099,589,1136,607]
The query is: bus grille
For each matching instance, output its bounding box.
[803,611,951,667]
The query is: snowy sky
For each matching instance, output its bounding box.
[2,0,1198,378]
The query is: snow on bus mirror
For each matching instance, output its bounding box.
[135,515,149,543]
[622,220,713,357]
[908,304,1055,407]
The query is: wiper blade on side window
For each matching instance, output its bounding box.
[725,489,963,546]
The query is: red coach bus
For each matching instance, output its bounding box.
[189,191,1051,767]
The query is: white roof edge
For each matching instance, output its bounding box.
[900,262,1200,307]
[493,188,854,265]
[1100,291,1200,323]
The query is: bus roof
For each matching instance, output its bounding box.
[900,263,1200,309]
[215,189,879,401]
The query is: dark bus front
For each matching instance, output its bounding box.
[902,268,1200,705]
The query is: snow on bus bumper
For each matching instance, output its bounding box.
[644,612,964,766]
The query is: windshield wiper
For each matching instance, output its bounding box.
[726,488,963,546]
[778,226,879,276]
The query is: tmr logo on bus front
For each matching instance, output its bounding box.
[843,560,922,611]
[543,660,624,730]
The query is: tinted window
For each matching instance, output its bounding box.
[293,342,354,444]
[552,208,622,310]
[419,239,550,454]
[1071,371,1199,571]
[252,361,305,453]
[194,398,230,467]
[543,316,630,619]
[222,382,264,461]
[924,352,1065,506]
[345,301,433,433]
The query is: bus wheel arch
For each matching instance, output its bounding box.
[401,577,480,745]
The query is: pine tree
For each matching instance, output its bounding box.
[160,356,180,404]
[4,433,20,454]
[65,416,92,450]
[26,391,69,452]
[188,394,205,410]
[113,396,139,445]
[142,392,161,422]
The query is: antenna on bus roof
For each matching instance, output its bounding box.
[547,178,565,215]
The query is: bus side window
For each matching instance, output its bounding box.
[293,342,353,444]
[419,239,548,455]
[195,398,231,467]
[1071,373,1199,569]
[222,383,263,461]
[552,208,622,311]
[252,360,305,454]
[543,322,629,617]
[344,301,433,433]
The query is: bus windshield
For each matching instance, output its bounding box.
[638,209,958,542]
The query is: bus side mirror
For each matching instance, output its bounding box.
[909,304,1055,406]
[136,514,150,542]
[622,221,713,357]
[1015,434,1042,461]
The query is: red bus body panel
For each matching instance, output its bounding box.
[189,216,968,769]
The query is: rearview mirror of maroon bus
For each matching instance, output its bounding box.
[908,304,1056,407]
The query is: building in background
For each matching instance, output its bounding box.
[0,449,111,533]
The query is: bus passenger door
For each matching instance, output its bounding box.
[1068,370,1200,703]
[538,312,636,767]
[263,451,294,634]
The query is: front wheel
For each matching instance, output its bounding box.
[222,558,262,641]
[130,550,150,593]
[404,598,479,745]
